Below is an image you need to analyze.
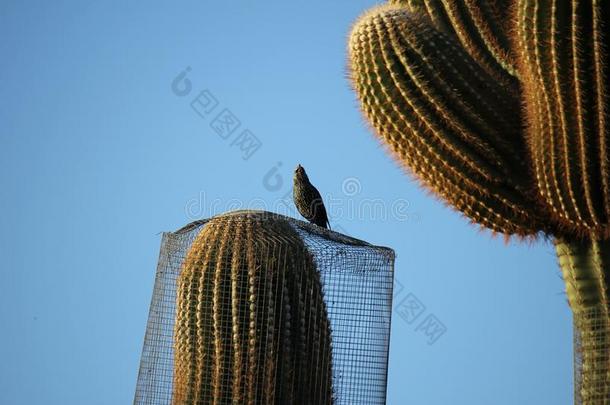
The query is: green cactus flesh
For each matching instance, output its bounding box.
[556,239,610,404]
[349,1,610,402]
[350,1,610,240]
[172,212,334,405]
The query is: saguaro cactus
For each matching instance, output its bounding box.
[349,4,549,236]
[349,1,609,403]
[172,211,334,404]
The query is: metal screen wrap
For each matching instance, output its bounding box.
[134,210,395,404]
[573,305,610,404]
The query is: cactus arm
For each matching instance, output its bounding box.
[555,239,610,403]
[376,14,505,180]
[349,5,549,236]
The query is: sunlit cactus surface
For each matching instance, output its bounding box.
[348,1,610,403]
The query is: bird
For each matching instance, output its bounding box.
[293,164,331,229]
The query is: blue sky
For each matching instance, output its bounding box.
[1,1,572,404]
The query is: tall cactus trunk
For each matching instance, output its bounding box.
[556,240,610,404]
[172,212,334,405]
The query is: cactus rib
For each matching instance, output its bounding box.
[516,0,610,238]
[389,0,518,80]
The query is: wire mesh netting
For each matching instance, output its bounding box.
[573,305,610,404]
[134,210,395,405]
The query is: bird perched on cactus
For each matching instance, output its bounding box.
[293,164,331,229]
[348,1,610,402]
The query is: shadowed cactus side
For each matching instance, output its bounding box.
[349,1,609,403]
[172,212,334,404]
[516,0,610,240]
[388,0,518,82]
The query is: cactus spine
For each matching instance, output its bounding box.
[173,212,334,404]
[349,1,610,402]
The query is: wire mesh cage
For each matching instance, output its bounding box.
[134,210,395,405]
[573,305,610,404]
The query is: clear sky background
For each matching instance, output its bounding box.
[1,1,573,404]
